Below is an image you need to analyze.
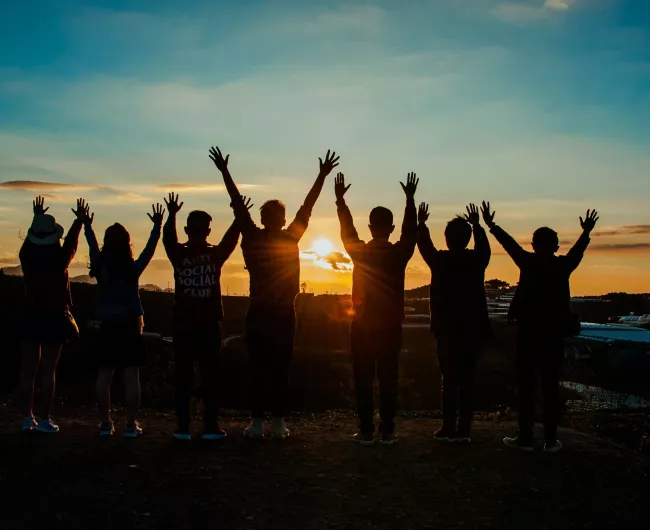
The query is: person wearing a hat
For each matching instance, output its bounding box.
[18,196,90,433]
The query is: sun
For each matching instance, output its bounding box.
[313,238,334,257]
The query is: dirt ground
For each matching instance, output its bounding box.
[0,406,648,530]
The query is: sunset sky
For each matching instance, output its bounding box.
[1,0,648,295]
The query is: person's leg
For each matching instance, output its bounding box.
[515,330,536,443]
[457,341,479,439]
[198,324,222,433]
[436,335,459,435]
[245,307,268,438]
[174,333,195,433]
[123,366,141,425]
[20,341,41,420]
[96,366,115,424]
[377,324,402,438]
[270,308,296,423]
[39,341,63,420]
[351,322,376,436]
[541,338,564,445]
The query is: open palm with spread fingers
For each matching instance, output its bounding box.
[418,203,430,224]
[464,203,480,226]
[165,192,184,215]
[241,195,254,211]
[148,203,165,226]
[72,198,90,221]
[33,196,49,215]
[334,172,351,200]
[208,146,230,172]
[400,172,419,199]
[481,201,496,228]
[580,209,599,233]
[319,150,340,178]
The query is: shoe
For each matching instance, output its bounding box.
[455,428,471,443]
[124,421,143,438]
[352,432,375,446]
[202,427,227,441]
[544,440,563,453]
[379,431,398,445]
[173,430,191,441]
[271,418,290,441]
[35,418,59,433]
[503,435,534,452]
[99,421,115,437]
[433,427,456,442]
[244,418,264,440]
[21,416,37,432]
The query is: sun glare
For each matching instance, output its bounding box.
[313,238,334,257]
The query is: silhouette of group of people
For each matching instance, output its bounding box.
[17,145,599,451]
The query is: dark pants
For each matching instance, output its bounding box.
[246,304,296,418]
[350,320,402,435]
[435,334,479,434]
[174,323,221,431]
[516,328,564,443]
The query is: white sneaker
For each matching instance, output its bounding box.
[21,416,37,432]
[272,417,290,440]
[244,418,264,440]
[124,421,143,438]
[35,418,60,433]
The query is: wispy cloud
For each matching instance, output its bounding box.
[0,180,108,191]
[301,250,352,272]
[593,225,650,237]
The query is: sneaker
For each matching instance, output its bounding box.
[271,418,290,441]
[544,440,563,453]
[244,418,264,440]
[173,430,191,441]
[455,428,471,443]
[99,421,115,437]
[21,416,37,432]
[124,421,143,438]
[433,427,456,442]
[35,418,59,433]
[202,427,227,441]
[352,432,375,446]
[379,431,398,445]
[503,435,534,452]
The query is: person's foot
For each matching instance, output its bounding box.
[503,435,534,452]
[544,440,563,453]
[244,418,264,440]
[99,421,115,437]
[173,429,191,441]
[35,418,59,433]
[433,426,456,442]
[202,427,227,441]
[379,431,398,445]
[352,432,375,446]
[124,421,143,438]
[271,417,290,441]
[21,415,37,432]
[456,427,471,443]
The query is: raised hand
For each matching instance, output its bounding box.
[148,203,165,226]
[464,203,480,226]
[241,195,254,211]
[334,172,351,200]
[208,146,230,172]
[33,196,49,215]
[319,150,340,178]
[400,172,419,199]
[481,201,496,228]
[418,203,430,224]
[580,209,599,233]
[71,198,90,221]
[164,192,184,215]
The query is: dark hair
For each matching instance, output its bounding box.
[445,216,472,250]
[260,200,286,228]
[186,210,212,233]
[532,226,559,248]
[369,207,393,228]
[90,223,135,282]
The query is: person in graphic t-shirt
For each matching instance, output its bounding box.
[209,145,340,441]
[163,192,251,441]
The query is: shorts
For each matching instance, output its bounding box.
[96,316,146,367]
[20,309,79,344]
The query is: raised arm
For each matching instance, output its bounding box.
[63,198,90,266]
[134,204,164,276]
[482,201,528,268]
[82,207,99,264]
[162,192,183,261]
[465,203,491,269]
[397,172,418,260]
[334,173,363,255]
[417,203,437,268]
[216,196,253,263]
[287,150,340,240]
[565,209,598,273]
[209,145,241,201]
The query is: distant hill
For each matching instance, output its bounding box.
[405,285,429,299]
[71,275,96,284]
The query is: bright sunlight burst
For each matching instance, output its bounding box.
[312,238,334,257]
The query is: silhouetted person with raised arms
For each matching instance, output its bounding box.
[19,196,87,433]
[483,203,599,453]
[163,192,251,441]
[417,203,491,443]
[209,145,340,440]
[85,204,164,438]
[335,172,418,445]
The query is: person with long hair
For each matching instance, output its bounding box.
[19,196,89,433]
[84,204,165,438]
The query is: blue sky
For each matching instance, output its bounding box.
[1,0,649,294]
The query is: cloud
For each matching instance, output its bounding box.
[593,225,650,237]
[0,180,106,191]
[157,183,258,193]
[590,243,650,252]
[491,0,576,24]
[544,0,574,10]
[301,250,352,272]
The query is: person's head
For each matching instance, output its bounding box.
[260,200,286,231]
[26,214,64,248]
[445,216,472,251]
[184,210,212,243]
[368,207,394,240]
[532,227,559,255]
[90,223,134,278]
